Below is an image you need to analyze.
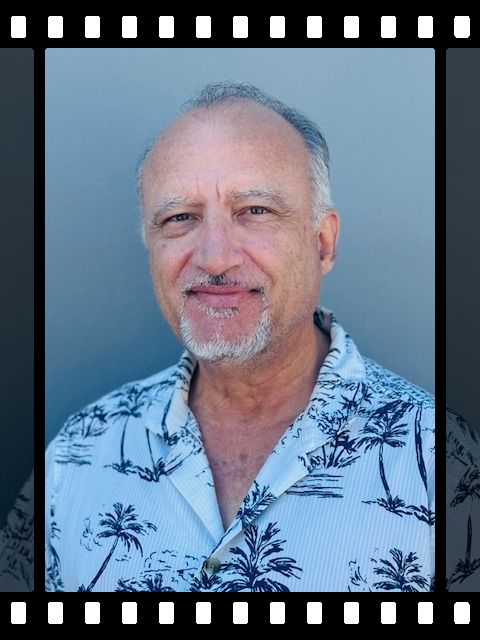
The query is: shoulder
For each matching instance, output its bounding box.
[46,361,181,456]
[361,354,435,422]
[82,361,179,412]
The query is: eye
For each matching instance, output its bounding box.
[166,213,192,223]
[248,206,269,215]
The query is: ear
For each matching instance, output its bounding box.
[317,209,340,275]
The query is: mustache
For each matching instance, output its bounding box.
[181,273,266,295]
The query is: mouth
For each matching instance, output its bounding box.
[187,286,262,308]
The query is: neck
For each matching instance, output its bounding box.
[188,316,330,426]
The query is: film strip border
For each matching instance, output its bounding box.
[1,597,475,624]
[0,15,475,42]
[0,15,475,626]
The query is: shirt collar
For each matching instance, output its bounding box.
[314,306,366,382]
[144,305,368,443]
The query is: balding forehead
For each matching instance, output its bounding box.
[146,100,310,171]
[181,98,288,128]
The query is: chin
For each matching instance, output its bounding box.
[179,308,273,364]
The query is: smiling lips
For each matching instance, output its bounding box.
[189,285,259,308]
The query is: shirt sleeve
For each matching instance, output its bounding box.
[446,409,480,591]
[0,469,34,592]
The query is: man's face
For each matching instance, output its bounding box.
[142,102,336,363]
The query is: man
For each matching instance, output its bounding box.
[45,81,436,593]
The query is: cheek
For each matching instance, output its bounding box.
[278,236,320,291]
[148,246,178,300]
[253,243,308,296]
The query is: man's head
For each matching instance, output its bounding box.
[137,81,340,365]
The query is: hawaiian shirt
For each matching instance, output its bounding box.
[42,306,437,593]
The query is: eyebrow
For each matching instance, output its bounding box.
[151,197,205,226]
[150,187,294,226]
[226,188,294,212]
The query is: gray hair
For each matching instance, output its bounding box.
[136,80,333,234]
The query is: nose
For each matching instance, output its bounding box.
[190,214,245,276]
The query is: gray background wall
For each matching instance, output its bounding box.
[0,49,33,528]
[46,47,435,445]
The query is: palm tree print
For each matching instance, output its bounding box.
[80,517,102,552]
[303,382,368,469]
[406,504,435,526]
[189,569,224,592]
[78,502,157,592]
[406,406,435,526]
[372,548,429,592]
[64,404,109,438]
[134,449,190,483]
[231,481,276,529]
[364,358,435,411]
[448,465,480,586]
[220,522,302,592]
[46,504,64,591]
[358,399,410,515]
[65,404,109,438]
[287,467,343,498]
[136,414,201,483]
[414,405,428,492]
[338,382,366,415]
[309,379,362,417]
[116,572,175,592]
[310,420,361,469]
[56,403,109,465]
[105,384,149,474]
[116,550,212,591]
[348,560,371,591]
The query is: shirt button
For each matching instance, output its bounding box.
[204,557,222,574]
